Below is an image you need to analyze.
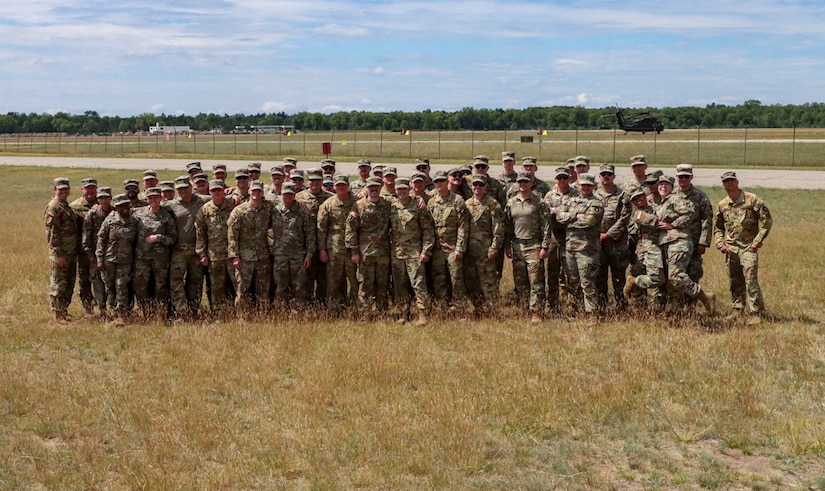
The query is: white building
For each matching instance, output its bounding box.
[148,123,191,135]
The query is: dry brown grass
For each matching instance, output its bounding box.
[2,167,825,489]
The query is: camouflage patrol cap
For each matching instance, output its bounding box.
[599,164,615,175]
[187,161,201,170]
[248,162,262,171]
[432,170,449,182]
[502,151,516,161]
[357,159,372,168]
[630,188,646,201]
[459,164,473,176]
[270,164,285,176]
[289,169,305,180]
[721,171,737,182]
[566,158,576,168]
[249,180,264,192]
[366,176,383,187]
[411,172,426,182]
[306,168,324,180]
[473,155,490,165]
[123,179,140,189]
[321,159,336,169]
[212,163,227,172]
[630,154,646,164]
[676,164,693,176]
[113,194,130,207]
[187,164,202,175]
[208,179,226,191]
[192,173,208,183]
[281,182,297,194]
[235,168,249,178]
[174,176,192,189]
[395,178,411,189]
[323,176,334,187]
[471,174,488,185]
[96,186,112,198]
[575,155,591,164]
[372,164,385,173]
[81,177,98,188]
[516,171,533,182]
[644,170,663,185]
[145,187,162,198]
[447,167,462,177]
[578,173,596,186]
[658,175,675,186]
[521,156,538,166]
[383,166,398,177]
[554,167,570,178]
[333,174,350,186]
[142,170,157,179]
[159,181,175,192]
[415,158,430,168]
[283,157,298,166]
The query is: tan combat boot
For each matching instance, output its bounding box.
[697,289,716,315]
[415,311,428,327]
[623,275,636,300]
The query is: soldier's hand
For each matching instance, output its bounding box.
[200,256,209,266]
[539,248,549,260]
[720,245,729,254]
[505,248,512,259]
[415,196,426,210]
[351,253,361,265]
[232,257,241,269]
[487,251,496,260]
[319,250,329,263]
[696,244,706,255]
[97,261,105,272]
[455,251,463,260]
[419,252,430,263]
[749,243,758,252]
[303,257,312,269]
[146,234,159,244]
[56,256,67,268]
[657,222,673,230]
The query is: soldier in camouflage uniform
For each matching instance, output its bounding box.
[317,175,359,313]
[506,157,551,200]
[82,187,112,317]
[594,164,632,310]
[283,157,298,176]
[133,187,177,319]
[289,169,305,193]
[346,177,393,318]
[389,178,435,325]
[447,167,473,200]
[505,171,551,323]
[160,181,176,202]
[228,181,273,314]
[713,172,772,323]
[96,194,139,323]
[571,156,591,189]
[211,163,228,183]
[140,170,159,200]
[196,179,237,315]
[427,170,469,308]
[270,182,315,307]
[543,167,579,312]
[264,165,285,203]
[380,166,399,198]
[164,176,207,318]
[463,174,504,313]
[296,168,334,304]
[496,152,518,285]
[229,168,251,206]
[124,179,149,209]
[675,164,713,289]
[321,159,336,177]
[349,159,372,197]
[468,156,506,208]
[415,159,435,192]
[554,173,604,316]
[656,176,716,314]
[45,178,79,322]
[623,189,665,308]
[69,177,98,315]
[411,172,433,201]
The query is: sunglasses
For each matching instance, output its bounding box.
[472,183,486,187]
[677,175,692,179]
[556,176,569,180]
[600,173,614,177]
[236,176,249,180]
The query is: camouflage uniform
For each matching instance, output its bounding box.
[427,191,469,305]
[505,193,551,314]
[96,212,139,316]
[227,201,272,312]
[69,195,97,312]
[164,194,207,316]
[594,185,631,308]
[463,193,504,307]
[133,206,177,315]
[657,192,701,299]
[45,194,78,317]
[678,185,713,283]
[555,194,604,314]
[629,200,665,306]
[506,178,551,201]
[346,196,393,314]
[543,185,579,310]
[82,205,110,313]
[195,198,237,313]
[389,196,435,319]
[349,178,369,197]
[270,200,315,305]
[713,189,772,314]
[317,192,359,311]
[296,188,334,303]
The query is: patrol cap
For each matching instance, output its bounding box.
[175,176,192,189]
[630,154,646,164]
[159,181,175,191]
[459,164,472,176]
[281,182,296,194]
[658,175,675,186]
[516,171,533,182]
[321,159,336,169]
[566,158,576,168]
[395,177,411,189]
[145,187,162,198]
[432,170,449,182]
[357,159,372,168]
[123,179,140,189]
[521,156,538,166]
[411,172,426,182]
[372,164,385,173]
[235,168,249,178]
[630,188,646,201]
[97,186,112,198]
[142,169,157,179]
[599,164,615,175]
[186,161,202,171]
[323,176,334,187]
[289,169,305,180]
[249,180,264,192]
[644,170,664,185]
[676,164,694,176]
[473,155,490,165]
[471,174,488,185]
[502,151,516,161]
[415,158,430,169]
[208,179,226,191]
[113,194,130,207]
[383,166,398,177]
[721,171,737,182]
[575,155,591,164]
[283,157,298,166]
[554,167,570,178]
[578,173,596,186]
[248,162,262,171]
[306,168,324,180]
[447,167,463,177]
[270,164,285,176]
[366,176,383,187]
[192,173,208,184]
[81,177,98,188]
[212,163,227,172]
[333,174,350,186]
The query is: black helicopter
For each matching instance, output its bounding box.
[608,105,664,134]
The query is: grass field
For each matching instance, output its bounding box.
[4,127,825,168]
[2,167,825,489]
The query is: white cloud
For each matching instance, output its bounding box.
[373,67,385,75]
[576,93,588,105]
[261,101,289,112]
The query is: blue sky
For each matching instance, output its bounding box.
[1,0,823,116]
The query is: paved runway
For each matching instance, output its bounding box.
[3,156,824,189]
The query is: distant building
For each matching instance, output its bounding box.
[148,123,191,135]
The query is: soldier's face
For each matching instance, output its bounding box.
[632,195,647,208]
[502,159,515,171]
[517,180,532,193]
[116,204,131,218]
[281,192,295,205]
[575,164,589,174]
[472,182,486,198]
[236,176,250,191]
[416,165,430,176]
[579,183,594,197]
[82,185,97,201]
[658,182,673,198]
[213,171,227,181]
[98,196,112,210]
[162,190,175,201]
[143,178,158,188]
[210,188,225,203]
[599,172,615,185]
[248,170,261,181]
[178,186,193,200]
[56,187,70,201]
[271,174,284,185]
[434,180,447,192]
[250,189,264,203]
[334,183,349,199]
[195,181,208,194]
[367,185,381,198]
[396,187,410,199]
[677,175,693,190]
[474,164,489,175]
[412,180,425,192]
[309,179,323,192]
[383,175,396,186]
[125,187,139,200]
[358,166,371,178]
[631,163,647,177]
[147,195,162,209]
[449,173,463,186]
[722,178,739,193]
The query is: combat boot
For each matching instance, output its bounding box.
[623,275,636,300]
[530,313,542,324]
[414,311,428,327]
[697,289,716,315]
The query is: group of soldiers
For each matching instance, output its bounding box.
[44,152,772,325]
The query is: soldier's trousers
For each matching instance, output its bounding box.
[391,256,430,315]
[235,259,271,312]
[306,253,327,304]
[89,262,106,311]
[566,249,599,313]
[430,248,465,304]
[464,252,498,306]
[49,253,76,314]
[102,261,131,316]
[326,252,358,311]
[357,253,391,312]
[273,255,307,305]
[597,240,630,308]
[512,243,545,313]
[663,239,701,299]
[133,256,170,315]
[687,250,705,283]
[75,254,94,310]
[208,259,236,313]
[635,245,665,307]
[169,248,205,316]
[727,249,764,313]
[545,242,567,309]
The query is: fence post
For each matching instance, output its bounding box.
[612,127,617,163]
[791,121,796,166]
[380,129,383,158]
[471,129,475,158]
[743,127,748,166]
[575,127,578,155]
[438,130,441,159]
[696,126,700,166]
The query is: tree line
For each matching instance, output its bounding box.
[1,100,823,135]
